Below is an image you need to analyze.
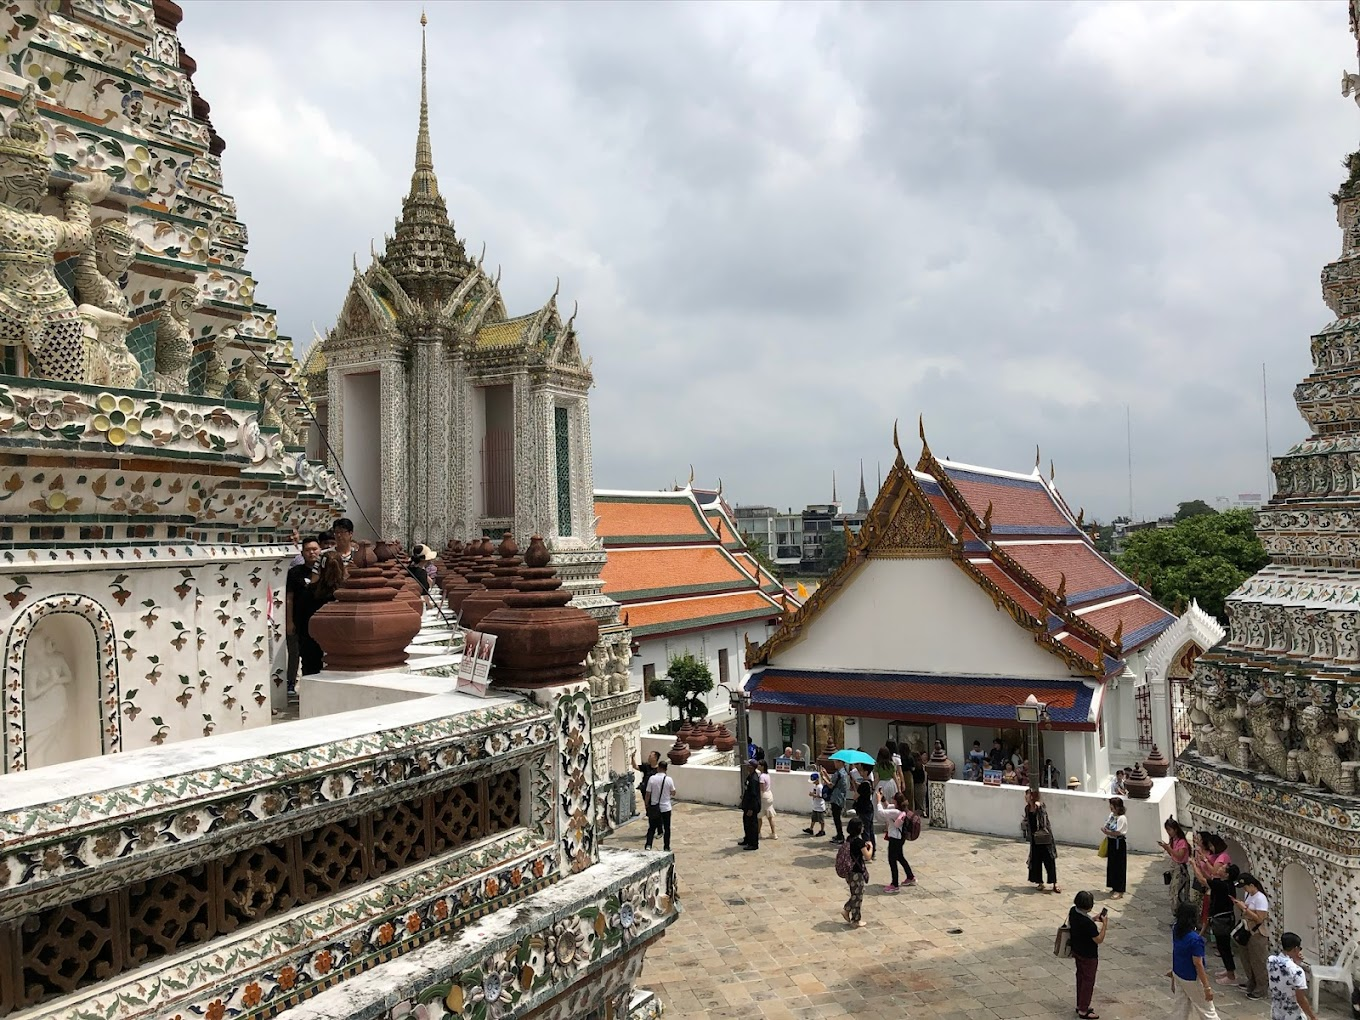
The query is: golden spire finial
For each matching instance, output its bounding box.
[420,8,427,26]
[411,10,435,181]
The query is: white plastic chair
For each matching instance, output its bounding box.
[1311,937,1359,1012]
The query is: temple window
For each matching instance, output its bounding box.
[642,663,655,700]
[554,405,571,535]
[478,385,514,518]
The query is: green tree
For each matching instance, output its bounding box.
[1116,509,1267,622]
[650,652,714,723]
[1093,521,1115,556]
[821,529,848,575]
[744,534,780,580]
[1174,499,1217,522]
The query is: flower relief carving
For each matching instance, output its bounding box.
[1332,610,1358,663]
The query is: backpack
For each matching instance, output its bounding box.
[834,840,856,880]
[904,810,922,841]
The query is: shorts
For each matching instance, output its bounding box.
[810,810,825,823]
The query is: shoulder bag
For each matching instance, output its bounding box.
[1054,922,1073,958]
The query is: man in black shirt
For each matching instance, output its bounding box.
[285,538,320,695]
[987,738,1008,771]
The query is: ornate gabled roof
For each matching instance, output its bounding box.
[378,15,471,307]
[747,421,1176,676]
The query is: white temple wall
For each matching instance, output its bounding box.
[0,548,285,771]
[773,558,1074,679]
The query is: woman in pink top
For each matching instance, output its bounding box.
[1158,817,1192,916]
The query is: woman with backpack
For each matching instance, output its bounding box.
[875,790,917,892]
[838,816,874,927]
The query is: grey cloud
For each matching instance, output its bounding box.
[179,0,1355,522]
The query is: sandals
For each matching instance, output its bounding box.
[1078,1011,1100,1019]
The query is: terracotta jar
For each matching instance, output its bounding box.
[477,535,600,688]
[460,535,522,629]
[1124,760,1154,800]
[676,721,694,747]
[687,719,711,750]
[443,537,490,614]
[309,542,423,671]
[817,744,840,773]
[701,719,719,747]
[924,746,956,783]
[667,739,691,766]
[373,540,423,617]
[1142,745,1171,778]
[713,724,736,753]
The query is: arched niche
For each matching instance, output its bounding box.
[4,593,120,772]
[609,735,627,777]
[1282,862,1320,959]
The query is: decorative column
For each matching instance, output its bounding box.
[378,357,408,541]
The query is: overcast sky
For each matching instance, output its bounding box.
[181,0,1356,523]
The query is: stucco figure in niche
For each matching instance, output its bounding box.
[1244,694,1291,780]
[200,326,233,396]
[0,85,111,383]
[1200,693,1245,762]
[1294,703,1356,794]
[75,218,140,388]
[609,639,632,695]
[225,354,264,403]
[153,285,198,391]
[23,632,75,768]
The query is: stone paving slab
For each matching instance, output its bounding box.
[610,803,1351,1020]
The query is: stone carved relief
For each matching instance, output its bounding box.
[153,285,197,392]
[1294,704,1357,795]
[74,218,140,388]
[0,86,111,383]
[1244,695,1291,781]
[1200,693,1245,762]
[23,632,74,768]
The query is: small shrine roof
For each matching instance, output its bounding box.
[475,314,534,349]
[625,589,781,638]
[745,667,1099,731]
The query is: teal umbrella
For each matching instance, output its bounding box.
[829,749,875,766]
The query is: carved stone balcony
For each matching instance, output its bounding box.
[0,687,678,1020]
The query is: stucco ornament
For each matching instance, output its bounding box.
[76,218,140,387]
[240,413,265,463]
[24,632,74,766]
[1244,694,1290,780]
[153,285,198,392]
[0,85,110,382]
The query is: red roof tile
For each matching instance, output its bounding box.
[627,590,780,636]
[941,468,1073,533]
[1001,541,1127,598]
[1078,597,1175,650]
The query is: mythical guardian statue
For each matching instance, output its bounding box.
[1200,692,1245,762]
[1295,704,1354,794]
[1243,695,1290,780]
[0,86,110,382]
[74,218,139,387]
[153,285,198,391]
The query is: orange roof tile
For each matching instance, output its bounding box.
[595,495,715,545]
[705,510,742,547]
[602,547,752,600]
[1078,597,1176,650]
[626,590,781,637]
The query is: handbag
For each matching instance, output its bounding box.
[1209,911,1236,937]
[1054,923,1073,959]
[1232,920,1254,946]
[1097,837,1109,859]
[1034,829,1055,846]
[1163,870,1172,885]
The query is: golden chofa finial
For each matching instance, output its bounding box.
[420,9,428,27]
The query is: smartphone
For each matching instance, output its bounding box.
[1098,908,1108,919]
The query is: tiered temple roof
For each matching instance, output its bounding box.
[750,424,1174,681]
[595,488,785,639]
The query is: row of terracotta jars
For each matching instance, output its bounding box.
[666,721,737,765]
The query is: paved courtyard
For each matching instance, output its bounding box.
[610,803,1349,1020]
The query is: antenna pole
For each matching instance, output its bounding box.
[1262,362,1272,499]
[1126,403,1134,521]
